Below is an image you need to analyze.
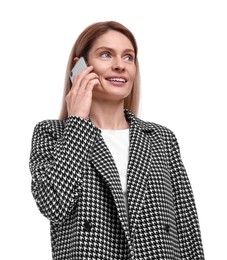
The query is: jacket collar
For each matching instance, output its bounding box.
[124,109,154,133]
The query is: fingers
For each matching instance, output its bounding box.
[71,65,93,86]
[71,66,99,93]
[65,66,100,119]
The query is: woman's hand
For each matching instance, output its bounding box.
[65,66,100,119]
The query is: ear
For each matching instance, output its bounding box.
[73,57,79,65]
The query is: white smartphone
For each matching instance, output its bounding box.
[69,57,88,83]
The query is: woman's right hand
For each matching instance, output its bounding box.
[65,66,100,119]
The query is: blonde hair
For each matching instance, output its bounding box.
[59,21,140,120]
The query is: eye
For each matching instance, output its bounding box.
[123,54,135,62]
[100,52,111,59]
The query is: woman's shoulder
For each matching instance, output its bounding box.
[33,119,65,139]
[35,119,65,128]
[32,116,99,140]
[136,117,175,138]
[136,118,179,153]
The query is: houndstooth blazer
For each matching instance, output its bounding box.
[29,110,205,260]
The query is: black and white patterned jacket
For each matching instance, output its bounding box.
[29,110,205,260]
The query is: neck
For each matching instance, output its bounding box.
[89,100,129,130]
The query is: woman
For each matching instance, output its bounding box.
[29,21,205,260]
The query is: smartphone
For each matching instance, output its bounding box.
[69,57,88,83]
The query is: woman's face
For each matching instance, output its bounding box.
[87,30,136,103]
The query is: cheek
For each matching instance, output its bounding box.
[90,61,106,75]
[129,64,136,76]
[129,68,137,82]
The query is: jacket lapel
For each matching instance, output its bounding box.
[89,111,157,244]
[126,113,153,235]
[90,133,131,241]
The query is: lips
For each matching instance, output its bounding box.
[106,77,127,83]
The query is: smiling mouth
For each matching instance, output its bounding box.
[106,77,127,83]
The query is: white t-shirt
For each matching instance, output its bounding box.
[101,129,129,215]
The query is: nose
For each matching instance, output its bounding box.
[112,57,125,72]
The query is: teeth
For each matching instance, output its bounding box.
[109,78,126,83]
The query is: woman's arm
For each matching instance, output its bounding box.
[169,132,205,259]
[29,116,99,224]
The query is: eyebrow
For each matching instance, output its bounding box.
[95,46,135,54]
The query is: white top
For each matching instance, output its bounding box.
[101,129,129,215]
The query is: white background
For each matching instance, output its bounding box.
[0,1,226,259]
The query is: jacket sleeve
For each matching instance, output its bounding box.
[168,132,205,259]
[29,116,99,224]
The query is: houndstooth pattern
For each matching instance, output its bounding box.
[29,110,205,260]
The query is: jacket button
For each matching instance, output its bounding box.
[164,224,170,233]
[84,220,92,232]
